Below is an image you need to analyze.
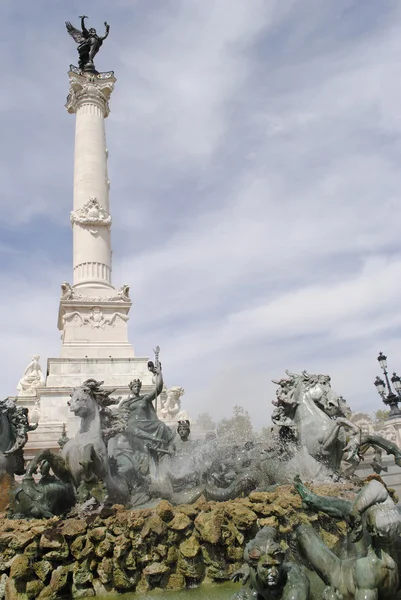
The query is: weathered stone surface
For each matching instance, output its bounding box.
[80,538,95,558]
[109,523,125,537]
[112,565,132,590]
[166,529,181,545]
[201,542,225,570]
[125,549,137,570]
[95,533,115,558]
[155,500,174,522]
[226,544,244,561]
[166,572,185,590]
[0,573,7,600]
[73,560,93,586]
[4,577,19,600]
[165,545,178,566]
[39,531,65,550]
[0,559,13,576]
[141,514,166,538]
[71,583,95,597]
[26,579,45,599]
[92,578,115,596]
[249,491,275,503]
[0,484,357,598]
[229,503,257,529]
[37,565,71,599]
[194,508,224,544]
[113,536,130,560]
[176,504,198,518]
[23,541,38,559]
[88,526,107,542]
[70,534,85,559]
[97,557,113,584]
[169,512,191,531]
[177,554,205,580]
[39,530,69,560]
[127,511,148,531]
[0,474,14,512]
[8,531,35,551]
[60,518,87,538]
[135,575,150,594]
[155,544,167,559]
[9,554,31,580]
[258,515,278,527]
[31,525,47,536]
[0,532,14,547]
[33,560,53,583]
[179,536,200,558]
[193,495,210,511]
[221,518,244,546]
[143,562,169,576]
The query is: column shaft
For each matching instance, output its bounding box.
[66,69,116,291]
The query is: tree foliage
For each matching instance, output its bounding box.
[374,409,390,424]
[217,405,254,442]
[195,412,216,431]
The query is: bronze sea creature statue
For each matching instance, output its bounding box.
[294,476,401,600]
[231,526,310,599]
[0,399,38,479]
[66,16,110,73]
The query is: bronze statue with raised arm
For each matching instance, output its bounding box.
[66,16,110,72]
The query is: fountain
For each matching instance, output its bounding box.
[2,16,401,600]
[1,366,401,598]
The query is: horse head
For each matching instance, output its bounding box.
[300,372,350,418]
[68,379,119,437]
[68,379,103,420]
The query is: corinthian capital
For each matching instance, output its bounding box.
[65,67,116,117]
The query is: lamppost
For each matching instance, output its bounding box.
[374,352,401,418]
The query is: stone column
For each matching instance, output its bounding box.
[59,67,134,359]
[386,415,401,447]
[66,67,116,292]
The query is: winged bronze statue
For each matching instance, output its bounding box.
[65,16,110,73]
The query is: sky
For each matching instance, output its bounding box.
[1,0,401,427]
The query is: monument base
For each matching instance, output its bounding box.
[16,355,156,456]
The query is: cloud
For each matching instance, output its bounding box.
[1,1,401,429]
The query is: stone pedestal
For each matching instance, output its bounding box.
[58,296,134,359]
[385,415,401,447]
[17,356,156,453]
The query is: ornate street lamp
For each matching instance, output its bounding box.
[374,352,401,418]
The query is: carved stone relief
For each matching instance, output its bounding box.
[70,197,111,233]
[63,307,129,329]
[65,70,115,116]
[60,283,130,303]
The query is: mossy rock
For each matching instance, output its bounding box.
[141,515,166,538]
[194,507,224,544]
[9,554,31,580]
[37,565,72,600]
[169,512,192,531]
[229,503,258,530]
[179,535,200,558]
[33,560,53,583]
[26,578,45,599]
